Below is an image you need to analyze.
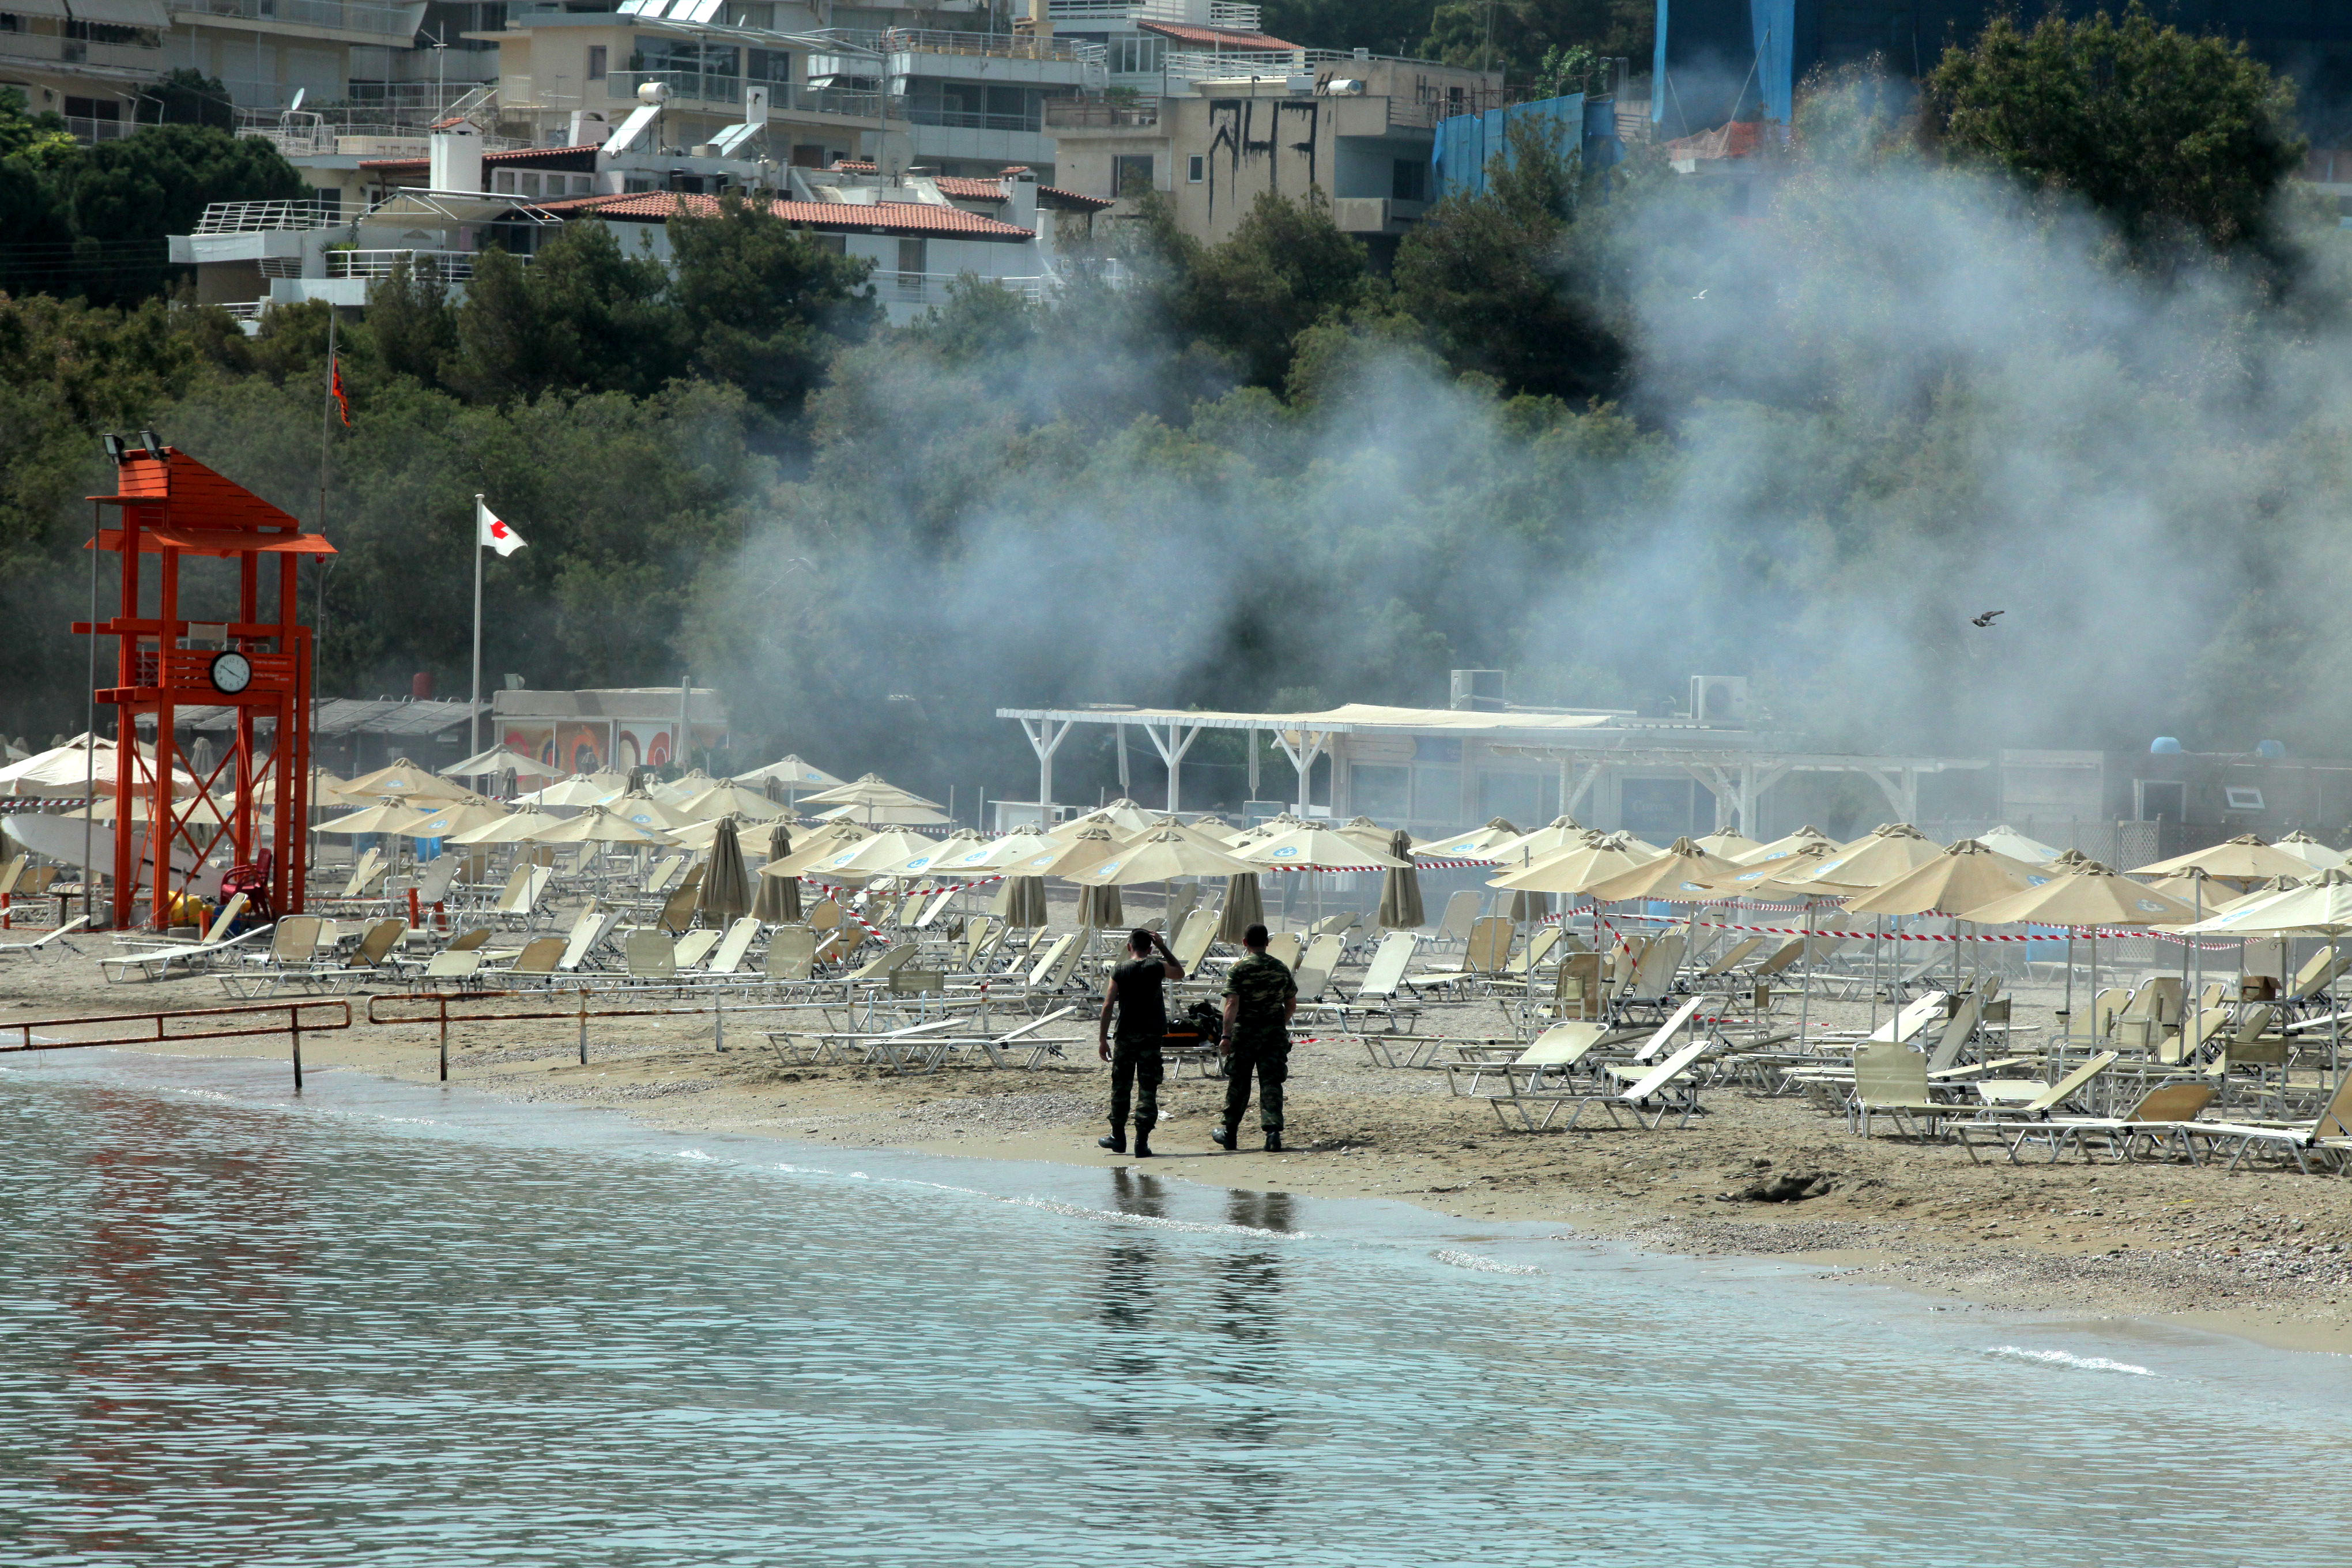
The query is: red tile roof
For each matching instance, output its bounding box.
[828,161,1007,201]
[360,144,600,174]
[1135,21,1299,49]
[529,190,1036,239]
[1039,186,1114,213]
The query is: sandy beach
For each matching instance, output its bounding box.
[10,938,2351,1356]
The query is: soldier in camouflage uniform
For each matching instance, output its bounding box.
[1212,923,1299,1152]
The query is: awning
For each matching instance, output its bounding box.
[66,0,168,25]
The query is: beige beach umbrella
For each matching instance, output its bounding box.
[814,799,953,827]
[1974,824,2063,865]
[1070,830,1262,886]
[1237,826,1409,872]
[1806,823,1945,889]
[699,817,753,926]
[1122,816,1251,855]
[763,821,870,878]
[1219,873,1265,942]
[1186,815,1246,845]
[1043,798,1161,842]
[1378,828,1424,929]
[1958,864,2199,928]
[341,757,472,801]
[651,767,720,804]
[803,829,946,883]
[934,830,1054,875]
[393,797,512,839]
[1693,828,1763,861]
[1336,815,1396,855]
[2271,831,2347,873]
[519,773,626,809]
[799,772,944,820]
[1489,833,1655,896]
[526,805,678,847]
[1412,819,1524,861]
[733,754,846,791]
[252,766,353,806]
[1484,815,1588,866]
[2185,875,2307,926]
[316,801,432,835]
[676,781,789,823]
[2133,834,2310,882]
[752,822,801,922]
[1580,838,1750,904]
[1732,825,1843,866]
[606,789,704,834]
[1003,827,1123,881]
[450,809,563,846]
[883,830,989,884]
[1844,839,2048,918]
[65,792,231,824]
[440,745,563,781]
[2177,875,2335,936]
[1723,840,1850,899]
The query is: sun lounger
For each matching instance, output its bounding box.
[556,906,622,974]
[1444,1020,1616,1098]
[484,934,566,985]
[2174,1072,2352,1174]
[413,949,484,990]
[766,925,817,984]
[697,917,762,979]
[1962,1081,2217,1165]
[297,916,411,993]
[1332,930,1426,1042]
[624,930,677,985]
[217,915,331,997]
[0,914,90,956]
[1429,889,1480,951]
[673,928,723,970]
[99,895,261,981]
[1487,1029,1719,1132]
[1849,1045,1967,1141]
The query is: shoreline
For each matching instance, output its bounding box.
[11,953,2351,1358]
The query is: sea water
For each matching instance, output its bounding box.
[0,1051,2343,1567]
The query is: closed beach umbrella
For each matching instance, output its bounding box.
[996,875,1048,928]
[1219,873,1265,942]
[753,822,801,922]
[1076,882,1125,928]
[699,817,753,926]
[1378,828,1424,929]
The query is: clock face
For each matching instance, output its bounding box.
[209,651,253,695]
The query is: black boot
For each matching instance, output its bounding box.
[1133,1126,1154,1158]
[1263,1131,1283,1152]
[1209,1122,1236,1149]
[1097,1124,1126,1154]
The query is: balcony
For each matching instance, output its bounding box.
[608,71,893,122]
[1044,97,1160,130]
[823,27,1102,66]
[877,270,1046,312]
[329,248,497,282]
[195,198,349,233]
[1047,0,1261,27]
[0,26,165,79]
[171,0,428,41]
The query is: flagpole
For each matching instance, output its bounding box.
[470,494,484,757]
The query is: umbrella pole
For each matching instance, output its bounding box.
[1800,898,1814,1051]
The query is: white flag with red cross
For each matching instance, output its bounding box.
[477,497,526,557]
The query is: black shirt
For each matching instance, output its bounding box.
[1110,957,1169,1042]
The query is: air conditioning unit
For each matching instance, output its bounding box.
[1689,675,1749,725]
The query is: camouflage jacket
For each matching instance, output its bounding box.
[1223,951,1298,1049]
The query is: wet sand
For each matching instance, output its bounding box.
[10,936,2352,1355]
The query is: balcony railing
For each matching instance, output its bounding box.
[330,248,494,282]
[195,198,348,234]
[881,270,1046,308]
[62,115,141,145]
[1048,0,1261,27]
[825,27,1103,66]
[0,29,164,70]
[172,0,425,39]
[609,71,895,120]
[904,103,1045,134]
[1043,97,1160,129]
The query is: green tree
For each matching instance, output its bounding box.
[448,221,676,401]
[1421,0,1650,76]
[65,124,305,305]
[361,255,461,386]
[668,195,876,413]
[1923,4,2304,257]
[1254,1,1442,58]
[1174,189,1370,389]
[1392,114,1622,400]
[142,69,236,131]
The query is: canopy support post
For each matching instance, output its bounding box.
[1020,717,1073,817]
[1143,721,1203,816]
[1272,728,1331,815]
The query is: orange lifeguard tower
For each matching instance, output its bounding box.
[75,436,333,930]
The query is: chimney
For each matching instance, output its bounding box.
[411,672,435,699]
[1028,0,1051,37]
[429,120,484,193]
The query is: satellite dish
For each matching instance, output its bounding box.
[287,88,306,115]
[637,80,669,105]
[876,129,914,181]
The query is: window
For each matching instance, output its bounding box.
[1111,153,1153,197]
[1186,153,1204,183]
[1412,736,1461,764]
[789,142,824,167]
[310,186,341,216]
[746,48,790,84]
[810,232,846,255]
[1109,35,1163,73]
[2134,780,2185,823]
[1350,765,1408,823]
[896,237,926,277]
[2225,786,2267,812]
[492,169,517,193]
[1392,157,1425,201]
[587,44,606,81]
[623,175,654,193]
[63,97,121,122]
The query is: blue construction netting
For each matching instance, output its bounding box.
[1429,94,1584,203]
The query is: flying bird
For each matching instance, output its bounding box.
[1971,609,2004,628]
[1691,289,1708,300]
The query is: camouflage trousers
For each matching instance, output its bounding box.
[1109,1036,1164,1131]
[1222,1040,1289,1133]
